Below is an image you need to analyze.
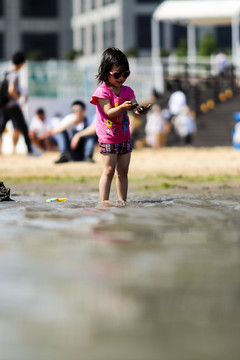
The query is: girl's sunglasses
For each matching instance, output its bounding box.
[109,70,131,79]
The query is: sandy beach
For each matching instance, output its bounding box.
[2,146,240,178]
[2,146,240,190]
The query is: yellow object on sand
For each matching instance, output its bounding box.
[46,198,67,202]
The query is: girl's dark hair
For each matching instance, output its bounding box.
[96,47,129,84]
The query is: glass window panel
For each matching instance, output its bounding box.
[0,0,3,16]
[92,24,97,53]
[91,0,97,10]
[136,15,151,49]
[103,0,115,6]
[103,19,116,49]
[0,33,4,58]
[136,0,162,3]
[22,33,58,59]
[21,0,58,17]
[81,28,86,54]
[173,25,187,48]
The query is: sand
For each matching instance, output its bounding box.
[1,146,240,181]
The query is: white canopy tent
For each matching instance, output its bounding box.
[151,0,240,65]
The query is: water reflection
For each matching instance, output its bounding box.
[0,192,240,360]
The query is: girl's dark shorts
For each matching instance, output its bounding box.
[99,139,132,155]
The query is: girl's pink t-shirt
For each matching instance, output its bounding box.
[90,82,135,144]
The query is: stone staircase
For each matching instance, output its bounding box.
[194,94,240,147]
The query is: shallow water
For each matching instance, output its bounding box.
[0,190,240,360]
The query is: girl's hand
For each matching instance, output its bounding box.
[122,101,138,111]
[134,104,151,115]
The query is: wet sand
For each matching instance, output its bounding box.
[1,147,240,360]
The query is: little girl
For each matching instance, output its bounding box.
[90,47,151,204]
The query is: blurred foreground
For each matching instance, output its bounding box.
[1,147,240,360]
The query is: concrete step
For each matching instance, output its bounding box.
[194,94,240,147]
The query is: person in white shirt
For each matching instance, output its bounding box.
[29,108,58,151]
[40,100,95,163]
[216,50,227,77]
[172,106,197,145]
[145,104,167,148]
[168,79,187,118]
[215,49,228,90]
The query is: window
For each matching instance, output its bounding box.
[103,0,115,5]
[80,0,86,13]
[0,0,3,16]
[22,34,58,59]
[81,28,86,55]
[0,33,4,59]
[103,19,116,49]
[173,25,187,48]
[91,0,97,9]
[21,0,58,17]
[216,26,231,50]
[136,15,151,49]
[136,0,163,3]
[91,24,97,54]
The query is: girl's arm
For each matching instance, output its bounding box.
[98,98,137,120]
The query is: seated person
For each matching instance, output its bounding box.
[40,100,95,163]
[29,108,58,151]
[71,117,96,150]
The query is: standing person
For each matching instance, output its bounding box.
[0,51,33,155]
[216,49,227,77]
[215,49,228,90]
[90,47,151,204]
[168,79,187,120]
[167,79,187,145]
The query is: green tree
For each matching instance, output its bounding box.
[124,47,139,58]
[198,33,217,56]
[176,37,187,57]
[27,50,45,61]
[64,49,82,61]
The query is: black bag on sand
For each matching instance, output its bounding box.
[0,181,14,201]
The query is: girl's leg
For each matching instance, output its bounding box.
[99,153,117,201]
[116,152,131,201]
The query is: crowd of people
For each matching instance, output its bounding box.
[0,50,199,204]
[0,48,199,204]
[0,51,197,165]
[0,51,97,162]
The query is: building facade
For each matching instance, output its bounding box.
[0,0,73,60]
[71,0,232,62]
[71,0,165,60]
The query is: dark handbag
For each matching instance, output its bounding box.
[0,181,14,201]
